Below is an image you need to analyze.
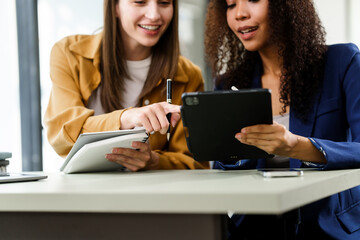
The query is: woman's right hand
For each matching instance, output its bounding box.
[120,102,181,134]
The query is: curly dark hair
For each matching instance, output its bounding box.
[205,0,327,120]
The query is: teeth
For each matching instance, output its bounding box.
[241,27,258,34]
[139,25,160,31]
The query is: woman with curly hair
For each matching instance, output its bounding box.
[205,0,360,239]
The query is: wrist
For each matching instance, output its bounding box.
[120,108,135,130]
[147,151,160,170]
[289,136,327,163]
[288,134,308,159]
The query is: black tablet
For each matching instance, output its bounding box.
[180,89,273,162]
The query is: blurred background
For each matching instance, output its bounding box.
[1,0,359,173]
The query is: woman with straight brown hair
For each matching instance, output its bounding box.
[45,0,208,171]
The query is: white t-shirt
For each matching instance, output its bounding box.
[87,56,151,115]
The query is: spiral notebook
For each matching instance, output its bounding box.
[61,128,148,174]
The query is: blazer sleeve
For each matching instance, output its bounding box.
[44,41,126,158]
[310,44,360,170]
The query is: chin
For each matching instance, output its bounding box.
[140,42,158,48]
[141,39,161,48]
[243,47,258,52]
[242,43,260,52]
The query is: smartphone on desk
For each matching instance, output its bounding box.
[258,168,304,178]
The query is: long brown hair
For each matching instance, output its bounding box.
[205,0,327,120]
[101,0,180,112]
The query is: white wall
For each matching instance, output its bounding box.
[0,0,21,172]
[314,0,360,47]
[38,0,104,172]
[349,0,360,46]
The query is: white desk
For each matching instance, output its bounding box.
[1,169,360,239]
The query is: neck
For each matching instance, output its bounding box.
[124,44,152,61]
[258,45,282,77]
[121,34,152,61]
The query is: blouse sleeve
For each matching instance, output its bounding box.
[44,40,127,158]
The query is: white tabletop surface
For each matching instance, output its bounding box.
[1,169,360,214]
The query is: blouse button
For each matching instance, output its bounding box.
[144,99,150,105]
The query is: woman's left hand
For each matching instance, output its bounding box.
[105,141,159,172]
[235,122,299,157]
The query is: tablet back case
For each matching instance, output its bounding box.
[181,89,273,162]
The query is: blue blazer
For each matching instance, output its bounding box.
[214,43,360,239]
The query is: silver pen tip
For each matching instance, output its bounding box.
[231,86,239,91]
[167,133,170,141]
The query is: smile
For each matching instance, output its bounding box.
[239,26,259,34]
[139,24,161,31]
